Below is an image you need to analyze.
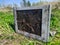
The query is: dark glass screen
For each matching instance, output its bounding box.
[16,9,42,36]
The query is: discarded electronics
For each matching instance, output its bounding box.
[13,5,51,42]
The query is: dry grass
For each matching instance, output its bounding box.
[0,9,60,45]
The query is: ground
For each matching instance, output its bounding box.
[0,9,60,45]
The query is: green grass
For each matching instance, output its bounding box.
[0,9,60,45]
[51,9,60,32]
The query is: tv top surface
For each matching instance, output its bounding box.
[14,5,50,10]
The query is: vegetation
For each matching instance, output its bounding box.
[0,1,60,45]
[22,0,27,7]
[27,1,31,6]
[0,11,43,45]
[0,8,60,45]
[21,0,31,7]
[51,9,60,32]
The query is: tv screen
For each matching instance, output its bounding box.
[16,9,42,36]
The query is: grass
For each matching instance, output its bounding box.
[0,9,60,45]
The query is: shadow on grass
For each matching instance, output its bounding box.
[9,23,16,32]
